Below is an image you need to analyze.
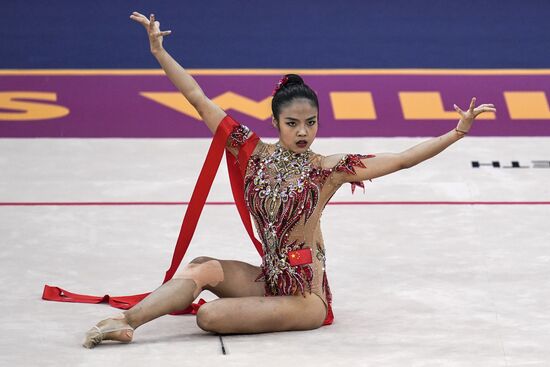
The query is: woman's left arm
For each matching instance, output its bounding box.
[331,97,496,182]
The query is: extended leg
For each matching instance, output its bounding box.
[83,256,224,348]
[82,256,263,348]
[124,257,224,328]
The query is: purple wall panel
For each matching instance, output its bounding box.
[1,71,549,137]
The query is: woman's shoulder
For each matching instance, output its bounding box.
[311,152,353,172]
[316,153,347,170]
[314,152,375,175]
[250,140,278,157]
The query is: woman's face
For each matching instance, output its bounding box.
[273,98,319,154]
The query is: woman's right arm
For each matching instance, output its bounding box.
[130,12,225,134]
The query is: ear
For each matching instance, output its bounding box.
[272,117,279,130]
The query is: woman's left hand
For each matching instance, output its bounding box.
[453,97,496,133]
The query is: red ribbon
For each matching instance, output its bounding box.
[42,115,333,325]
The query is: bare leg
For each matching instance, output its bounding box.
[83,256,263,348]
[123,278,197,328]
[196,293,327,334]
[82,277,199,348]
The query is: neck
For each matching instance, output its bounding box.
[276,141,310,156]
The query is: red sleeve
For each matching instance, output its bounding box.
[223,115,260,177]
[331,153,376,194]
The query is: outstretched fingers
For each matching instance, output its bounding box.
[479,104,496,111]
[468,97,476,112]
[148,14,171,38]
[129,11,149,27]
[149,13,155,32]
[477,104,496,109]
[454,99,496,118]
[474,105,497,115]
[150,30,172,38]
[132,11,148,19]
[130,12,171,38]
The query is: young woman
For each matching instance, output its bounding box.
[82,12,496,348]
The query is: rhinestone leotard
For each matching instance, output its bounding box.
[227,123,374,318]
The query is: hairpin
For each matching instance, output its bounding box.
[272,76,289,96]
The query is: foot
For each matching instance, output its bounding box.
[82,313,134,349]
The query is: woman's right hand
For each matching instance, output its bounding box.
[130,12,171,54]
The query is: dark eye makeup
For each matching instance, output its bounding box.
[284,119,316,127]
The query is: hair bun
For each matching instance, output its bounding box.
[284,74,304,86]
[272,74,305,96]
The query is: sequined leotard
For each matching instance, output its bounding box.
[227,123,373,320]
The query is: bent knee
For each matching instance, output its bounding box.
[190,256,215,264]
[173,257,224,297]
[289,295,327,331]
[196,302,220,333]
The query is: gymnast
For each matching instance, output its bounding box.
[83,11,496,348]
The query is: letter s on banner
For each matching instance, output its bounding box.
[0,92,70,121]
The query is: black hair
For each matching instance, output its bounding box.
[271,74,319,121]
